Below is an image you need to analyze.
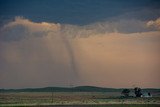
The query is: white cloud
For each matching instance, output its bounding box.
[0,17,156,42]
[0,17,60,41]
[147,17,160,30]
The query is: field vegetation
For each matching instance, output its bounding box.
[0,86,160,106]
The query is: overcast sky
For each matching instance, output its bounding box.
[0,0,160,88]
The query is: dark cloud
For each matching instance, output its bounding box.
[0,17,160,88]
[0,0,160,88]
[0,24,29,41]
[0,0,160,25]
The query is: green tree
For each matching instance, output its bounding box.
[121,89,130,97]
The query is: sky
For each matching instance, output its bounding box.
[0,0,160,89]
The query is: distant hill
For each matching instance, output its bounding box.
[0,86,121,92]
[0,86,159,92]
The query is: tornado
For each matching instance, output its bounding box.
[59,27,78,87]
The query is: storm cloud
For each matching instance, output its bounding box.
[0,17,160,88]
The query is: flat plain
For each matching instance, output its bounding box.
[0,92,160,106]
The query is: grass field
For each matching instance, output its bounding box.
[0,92,160,106]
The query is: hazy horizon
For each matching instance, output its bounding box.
[0,0,160,89]
[1,85,160,90]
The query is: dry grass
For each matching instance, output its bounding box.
[0,92,160,106]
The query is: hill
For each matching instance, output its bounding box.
[0,86,159,92]
[0,86,121,92]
